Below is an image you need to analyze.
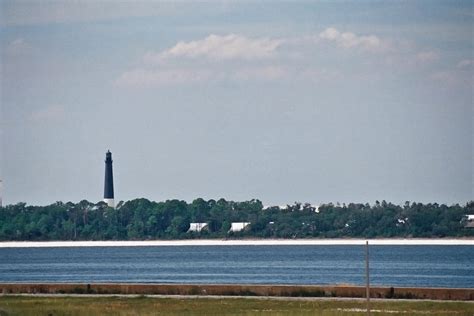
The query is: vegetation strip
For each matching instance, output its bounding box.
[1,199,473,241]
[0,296,473,316]
[1,283,472,301]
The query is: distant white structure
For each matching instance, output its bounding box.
[188,223,208,232]
[229,222,250,232]
[263,205,287,210]
[464,215,474,228]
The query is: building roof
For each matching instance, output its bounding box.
[229,222,250,232]
[188,222,208,232]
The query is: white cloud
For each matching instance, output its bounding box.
[319,27,386,52]
[416,51,439,63]
[457,59,473,68]
[29,105,65,122]
[115,28,427,88]
[116,33,287,87]
[319,28,340,41]
[145,34,282,62]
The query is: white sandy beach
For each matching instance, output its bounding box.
[0,238,472,248]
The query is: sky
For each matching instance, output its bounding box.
[0,1,472,206]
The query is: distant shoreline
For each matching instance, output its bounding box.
[0,238,473,248]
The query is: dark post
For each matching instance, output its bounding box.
[366,240,371,316]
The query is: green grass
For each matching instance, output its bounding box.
[0,296,473,316]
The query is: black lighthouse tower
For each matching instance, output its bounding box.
[104,150,114,208]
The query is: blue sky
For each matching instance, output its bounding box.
[1,1,472,206]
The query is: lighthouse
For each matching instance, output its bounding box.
[104,150,114,208]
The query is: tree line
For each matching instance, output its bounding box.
[0,199,472,241]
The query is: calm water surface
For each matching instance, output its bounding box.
[0,245,472,288]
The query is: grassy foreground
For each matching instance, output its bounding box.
[0,296,473,316]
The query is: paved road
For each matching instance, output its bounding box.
[2,293,473,303]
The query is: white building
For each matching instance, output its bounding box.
[464,215,474,228]
[188,223,208,232]
[229,222,251,232]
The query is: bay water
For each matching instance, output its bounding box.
[0,245,472,288]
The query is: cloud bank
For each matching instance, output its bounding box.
[146,34,282,62]
[116,28,444,87]
[319,27,386,52]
